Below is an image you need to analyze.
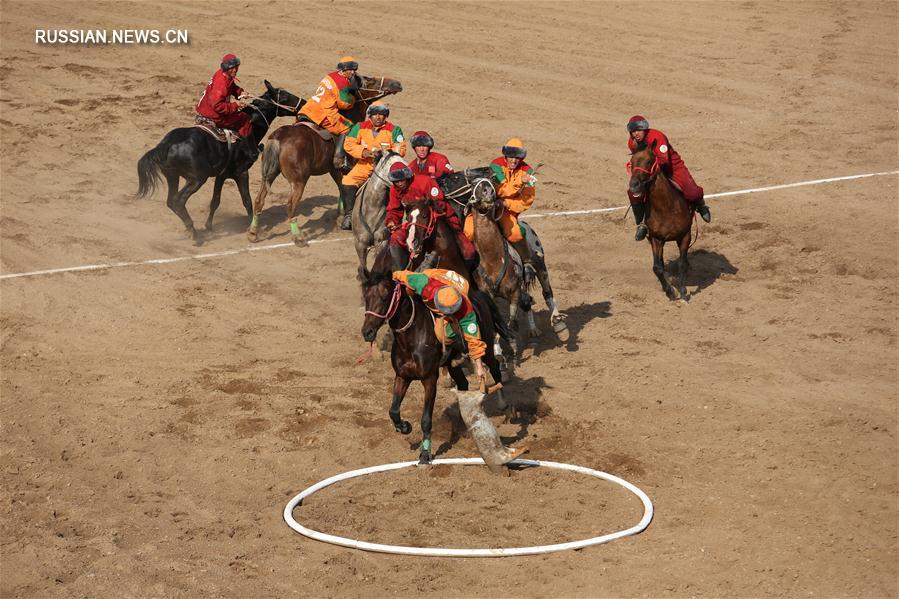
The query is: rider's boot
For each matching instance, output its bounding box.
[449,334,469,367]
[632,203,648,241]
[332,132,349,172]
[389,243,409,271]
[339,185,358,230]
[694,198,712,223]
[511,238,536,281]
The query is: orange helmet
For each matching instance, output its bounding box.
[434,286,463,315]
[502,137,526,159]
[337,56,358,71]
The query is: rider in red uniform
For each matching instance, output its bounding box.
[408,131,454,180]
[196,54,259,161]
[626,115,711,241]
[385,162,476,270]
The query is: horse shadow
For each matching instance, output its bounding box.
[433,375,549,458]
[680,249,737,294]
[254,194,339,242]
[525,300,612,357]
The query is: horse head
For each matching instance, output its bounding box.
[251,80,304,120]
[627,140,660,197]
[404,201,436,258]
[469,177,498,215]
[359,247,396,342]
[356,74,403,100]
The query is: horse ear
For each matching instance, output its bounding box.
[264,79,274,92]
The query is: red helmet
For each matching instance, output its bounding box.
[627,115,649,133]
[220,54,240,71]
[410,131,434,148]
[388,162,414,183]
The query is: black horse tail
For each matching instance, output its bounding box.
[135,142,169,199]
[471,290,511,342]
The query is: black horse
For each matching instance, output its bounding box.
[135,80,301,244]
[360,245,509,464]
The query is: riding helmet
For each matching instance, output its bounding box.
[627,115,650,133]
[220,54,241,71]
[367,100,390,118]
[501,138,527,159]
[388,162,414,182]
[337,55,359,71]
[410,130,434,149]
[434,286,463,315]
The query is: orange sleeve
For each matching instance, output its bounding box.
[502,182,535,214]
[465,334,486,360]
[344,125,366,160]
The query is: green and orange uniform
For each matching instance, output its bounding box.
[392,269,486,360]
[342,117,407,187]
[298,69,356,135]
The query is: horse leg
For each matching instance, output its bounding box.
[535,260,567,333]
[286,178,309,247]
[676,233,691,301]
[170,176,206,245]
[389,375,413,435]
[419,375,438,464]
[651,238,677,300]
[506,291,521,363]
[234,169,253,218]
[248,147,281,242]
[204,175,225,232]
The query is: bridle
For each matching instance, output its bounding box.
[355,76,392,106]
[445,170,495,208]
[626,155,660,178]
[364,280,416,332]
[245,89,303,127]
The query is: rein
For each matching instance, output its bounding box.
[364,281,416,332]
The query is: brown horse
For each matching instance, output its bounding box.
[628,140,695,300]
[464,178,537,357]
[359,245,508,464]
[247,74,402,245]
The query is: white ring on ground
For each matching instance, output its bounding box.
[283,457,654,557]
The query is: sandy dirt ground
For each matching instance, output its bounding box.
[1,1,896,597]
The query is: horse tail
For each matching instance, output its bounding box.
[472,290,511,342]
[135,142,169,199]
[260,138,282,190]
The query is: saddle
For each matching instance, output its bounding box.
[294,117,334,141]
[194,115,240,144]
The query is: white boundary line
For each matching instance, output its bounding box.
[2,169,896,281]
[284,457,654,557]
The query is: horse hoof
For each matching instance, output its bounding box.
[247,230,258,243]
[395,420,412,435]
[418,451,432,465]
[552,316,568,333]
[293,236,308,248]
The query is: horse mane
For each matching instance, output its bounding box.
[360,243,394,288]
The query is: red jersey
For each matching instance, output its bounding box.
[408,152,454,180]
[627,129,682,173]
[196,69,244,119]
[386,174,444,227]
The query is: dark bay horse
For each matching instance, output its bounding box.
[360,245,507,464]
[136,81,301,244]
[247,74,402,245]
[628,140,695,300]
[439,169,567,338]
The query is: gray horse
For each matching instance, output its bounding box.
[351,151,406,269]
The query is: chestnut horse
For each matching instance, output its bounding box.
[360,245,507,464]
[628,140,695,300]
[247,74,402,245]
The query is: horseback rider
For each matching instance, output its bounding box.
[297,56,360,172]
[340,101,407,230]
[392,268,487,379]
[195,54,258,161]
[464,138,537,273]
[385,162,477,270]
[408,130,454,179]
[627,115,712,241]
